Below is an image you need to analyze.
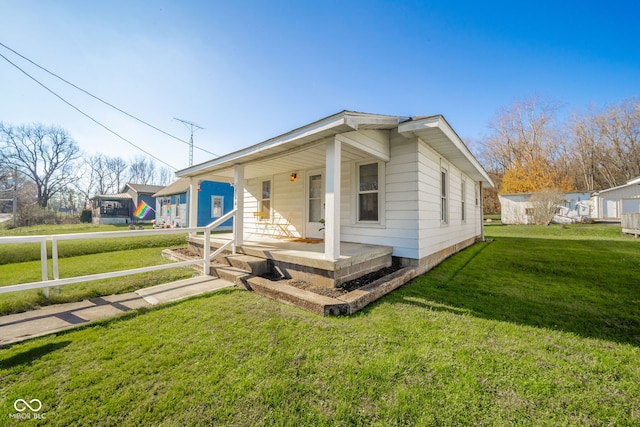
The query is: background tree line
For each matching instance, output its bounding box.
[0,122,174,223]
[477,96,640,213]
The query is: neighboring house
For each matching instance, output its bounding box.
[175,110,494,272]
[591,177,640,220]
[91,183,164,224]
[499,192,592,225]
[153,178,234,229]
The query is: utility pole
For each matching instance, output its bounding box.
[174,118,203,167]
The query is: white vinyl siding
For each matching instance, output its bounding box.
[416,139,482,260]
[238,132,484,261]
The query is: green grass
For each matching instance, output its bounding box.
[0,224,639,425]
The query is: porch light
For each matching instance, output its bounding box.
[290,173,297,182]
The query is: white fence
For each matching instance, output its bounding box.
[0,209,236,296]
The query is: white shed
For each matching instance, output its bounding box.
[175,111,493,274]
[499,192,592,225]
[591,177,640,220]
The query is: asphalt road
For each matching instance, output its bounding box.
[0,213,12,224]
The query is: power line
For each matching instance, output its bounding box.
[0,41,219,157]
[0,50,177,170]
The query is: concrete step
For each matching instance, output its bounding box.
[246,276,349,316]
[224,254,270,276]
[211,265,253,289]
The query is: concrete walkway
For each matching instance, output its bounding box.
[0,276,234,347]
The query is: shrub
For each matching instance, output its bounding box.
[80,209,92,223]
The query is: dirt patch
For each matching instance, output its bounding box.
[171,247,199,257]
[286,265,402,298]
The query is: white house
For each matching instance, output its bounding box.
[591,177,640,220]
[175,111,493,275]
[499,192,592,225]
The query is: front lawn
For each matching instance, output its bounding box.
[0,224,638,425]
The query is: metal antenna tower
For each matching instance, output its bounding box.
[174,118,204,166]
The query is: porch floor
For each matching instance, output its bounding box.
[189,233,393,287]
[207,233,392,271]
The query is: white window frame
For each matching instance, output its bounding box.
[441,167,448,224]
[211,195,224,218]
[260,179,271,220]
[353,160,385,226]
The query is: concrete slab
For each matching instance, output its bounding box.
[135,276,234,305]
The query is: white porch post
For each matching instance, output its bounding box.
[188,178,198,232]
[233,165,245,250]
[325,138,341,260]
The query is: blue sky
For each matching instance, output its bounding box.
[1,0,639,172]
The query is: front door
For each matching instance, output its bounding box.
[306,170,324,239]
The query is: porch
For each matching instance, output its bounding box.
[188,233,393,288]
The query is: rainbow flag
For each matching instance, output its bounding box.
[133,200,153,219]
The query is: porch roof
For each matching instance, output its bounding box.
[176,111,405,181]
[153,178,190,197]
[175,110,493,187]
[91,193,132,201]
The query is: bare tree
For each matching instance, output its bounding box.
[569,98,640,190]
[106,156,128,191]
[530,189,565,225]
[482,96,563,173]
[156,165,174,186]
[0,123,80,207]
[128,156,157,184]
[479,96,571,193]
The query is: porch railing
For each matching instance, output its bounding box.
[0,209,237,297]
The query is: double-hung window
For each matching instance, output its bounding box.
[211,196,223,218]
[461,180,466,222]
[441,168,448,223]
[261,180,271,220]
[358,163,379,222]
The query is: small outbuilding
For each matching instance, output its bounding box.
[499,192,592,225]
[591,177,640,220]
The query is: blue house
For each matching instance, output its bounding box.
[153,179,234,229]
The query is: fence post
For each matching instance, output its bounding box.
[40,238,49,298]
[52,236,60,280]
[203,227,211,275]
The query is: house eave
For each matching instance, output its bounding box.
[398,115,494,187]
